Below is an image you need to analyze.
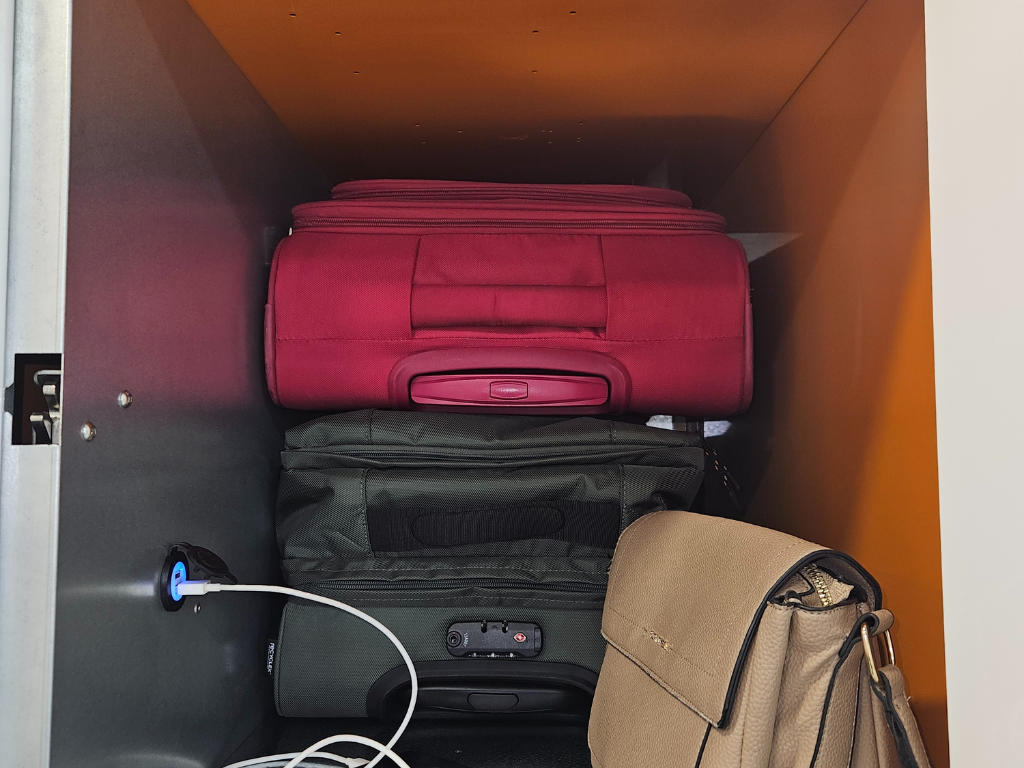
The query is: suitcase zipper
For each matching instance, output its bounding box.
[295,443,693,463]
[330,186,689,208]
[316,578,606,593]
[292,215,724,233]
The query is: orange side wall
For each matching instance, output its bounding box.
[711,0,946,764]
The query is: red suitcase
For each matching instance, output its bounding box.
[266,180,752,415]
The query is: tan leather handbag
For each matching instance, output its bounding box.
[589,511,932,768]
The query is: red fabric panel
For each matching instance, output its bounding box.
[414,234,605,286]
[271,337,750,415]
[602,234,749,341]
[412,326,604,339]
[271,232,418,340]
[410,285,607,328]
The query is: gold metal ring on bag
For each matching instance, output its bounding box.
[861,622,897,685]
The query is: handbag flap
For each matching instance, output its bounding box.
[601,511,882,727]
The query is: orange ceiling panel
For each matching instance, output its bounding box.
[186,0,863,199]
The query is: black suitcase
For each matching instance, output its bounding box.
[273,410,704,717]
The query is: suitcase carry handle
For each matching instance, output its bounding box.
[367,660,598,719]
[387,348,631,414]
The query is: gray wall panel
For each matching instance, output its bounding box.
[52,0,328,765]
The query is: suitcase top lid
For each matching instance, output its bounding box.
[329,179,693,209]
[297,179,722,234]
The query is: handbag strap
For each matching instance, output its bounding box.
[853,611,933,768]
[872,666,931,768]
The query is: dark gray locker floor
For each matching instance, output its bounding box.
[273,719,592,768]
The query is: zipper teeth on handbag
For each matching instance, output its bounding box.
[293,216,725,233]
[803,565,834,607]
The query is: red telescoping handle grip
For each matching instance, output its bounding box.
[387,348,631,414]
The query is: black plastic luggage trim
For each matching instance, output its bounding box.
[316,578,607,594]
[366,501,622,551]
[367,660,599,720]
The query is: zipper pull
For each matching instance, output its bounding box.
[705,447,742,513]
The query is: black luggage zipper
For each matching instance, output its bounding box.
[293,443,693,463]
[293,215,725,233]
[316,577,606,594]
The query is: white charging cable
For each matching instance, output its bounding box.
[176,581,417,768]
[223,752,365,768]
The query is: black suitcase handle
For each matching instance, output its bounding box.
[366,660,598,720]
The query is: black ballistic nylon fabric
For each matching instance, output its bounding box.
[275,410,703,717]
[365,501,623,551]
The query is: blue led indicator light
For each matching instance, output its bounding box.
[169,560,187,601]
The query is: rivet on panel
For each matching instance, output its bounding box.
[353,71,360,75]
[532,30,539,34]
[570,10,577,15]
[194,603,201,614]
[289,12,296,17]
[531,70,538,74]
[334,31,341,35]
[80,422,97,442]
[117,390,133,409]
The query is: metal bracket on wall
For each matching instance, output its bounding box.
[6,354,63,445]
[29,369,61,445]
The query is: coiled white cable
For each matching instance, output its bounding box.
[177,582,416,768]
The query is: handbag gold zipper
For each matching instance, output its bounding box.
[803,565,835,607]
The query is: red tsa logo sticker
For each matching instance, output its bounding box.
[514,632,527,643]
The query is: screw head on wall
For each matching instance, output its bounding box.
[117,390,133,408]
[80,422,97,441]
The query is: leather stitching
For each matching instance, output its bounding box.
[604,603,715,679]
[601,638,716,725]
[605,530,806,687]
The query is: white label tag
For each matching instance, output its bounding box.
[266,641,276,676]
